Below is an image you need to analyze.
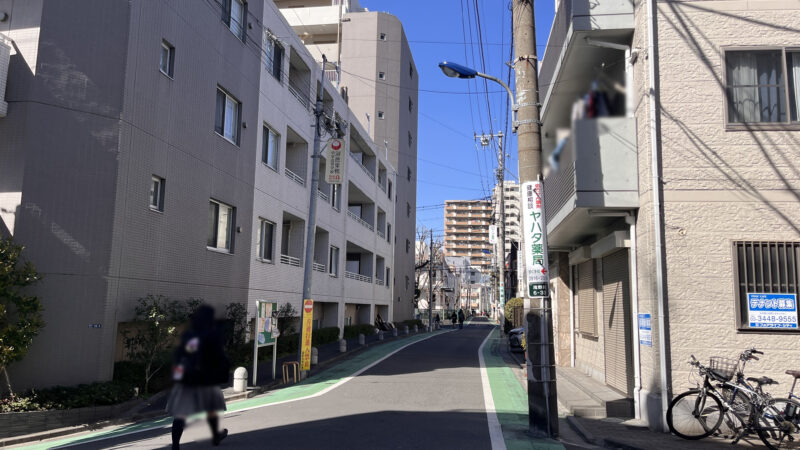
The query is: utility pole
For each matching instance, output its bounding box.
[299,55,330,373]
[428,232,434,331]
[475,132,506,322]
[513,0,558,438]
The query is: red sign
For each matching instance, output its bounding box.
[303,299,313,313]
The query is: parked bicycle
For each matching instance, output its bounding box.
[666,348,800,449]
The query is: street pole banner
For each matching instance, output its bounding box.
[324,138,345,185]
[746,293,797,329]
[489,225,498,244]
[300,299,314,370]
[521,181,550,298]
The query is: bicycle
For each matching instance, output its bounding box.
[666,348,800,449]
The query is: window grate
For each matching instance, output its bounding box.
[734,241,800,330]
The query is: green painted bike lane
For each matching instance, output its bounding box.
[21,330,448,449]
[482,327,564,450]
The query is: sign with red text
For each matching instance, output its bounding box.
[300,299,314,370]
[521,181,550,298]
[325,138,345,185]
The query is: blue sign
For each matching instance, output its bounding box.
[747,293,798,329]
[638,313,652,347]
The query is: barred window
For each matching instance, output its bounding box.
[734,241,799,331]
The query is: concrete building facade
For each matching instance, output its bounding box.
[539,0,800,430]
[275,0,419,321]
[0,0,396,389]
[443,200,493,276]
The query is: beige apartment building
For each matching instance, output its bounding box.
[275,0,419,321]
[539,0,800,430]
[444,200,493,275]
[492,181,521,298]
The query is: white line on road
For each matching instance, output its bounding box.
[478,327,507,450]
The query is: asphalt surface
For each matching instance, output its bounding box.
[69,319,495,449]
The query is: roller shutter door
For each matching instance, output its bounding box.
[602,250,633,396]
[577,260,596,335]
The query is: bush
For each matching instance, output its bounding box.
[0,381,135,412]
[313,327,340,346]
[343,324,376,339]
[504,297,523,320]
[113,361,172,395]
[393,319,424,330]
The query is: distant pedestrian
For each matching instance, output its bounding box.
[451,311,458,329]
[167,305,230,449]
[434,313,441,328]
[458,308,465,329]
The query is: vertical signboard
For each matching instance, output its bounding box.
[325,138,345,185]
[488,225,498,244]
[746,293,797,329]
[300,299,314,370]
[253,301,279,384]
[521,181,550,297]
[638,313,652,347]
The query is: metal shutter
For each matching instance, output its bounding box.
[577,260,596,335]
[602,250,633,396]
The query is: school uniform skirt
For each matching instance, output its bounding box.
[166,383,226,417]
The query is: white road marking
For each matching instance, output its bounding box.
[478,327,507,450]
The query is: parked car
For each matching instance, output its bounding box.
[508,327,525,353]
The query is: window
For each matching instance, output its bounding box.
[265,35,283,81]
[405,239,410,253]
[725,49,800,124]
[733,241,800,331]
[331,185,341,210]
[256,219,275,262]
[150,175,165,211]
[378,71,385,80]
[407,167,412,182]
[377,111,385,120]
[386,223,391,242]
[207,199,235,252]
[225,0,246,40]
[159,40,174,78]
[379,32,386,41]
[329,245,340,277]
[405,275,409,290]
[386,268,391,288]
[388,180,392,199]
[408,131,412,147]
[406,202,411,217]
[409,63,414,78]
[215,87,241,145]
[408,97,413,112]
[262,124,280,169]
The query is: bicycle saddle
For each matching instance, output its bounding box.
[787,370,800,379]
[747,376,779,386]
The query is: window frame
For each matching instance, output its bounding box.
[215,87,242,145]
[265,33,284,82]
[150,175,166,212]
[256,218,276,262]
[377,111,385,120]
[722,46,800,130]
[379,32,386,41]
[207,199,235,253]
[329,245,340,277]
[262,123,280,170]
[732,241,800,333]
[225,0,246,41]
[159,40,175,78]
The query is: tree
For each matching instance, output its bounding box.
[414,226,443,308]
[0,238,43,397]
[122,295,199,395]
[276,302,297,336]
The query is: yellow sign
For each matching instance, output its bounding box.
[300,299,314,371]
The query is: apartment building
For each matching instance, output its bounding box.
[443,200,493,276]
[538,0,800,430]
[0,0,396,389]
[491,181,521,299]
[274,0,419,321]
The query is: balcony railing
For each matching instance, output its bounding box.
[280,254,301,267]
[349,152,376,181]
[375,278,384,286]
[288,78,311,111]
[345,271,372,283]
[347,210,374,231]
[317,189,329,202]
[377,229,386,239]
[312,262,326,273]
[285,167,305,186]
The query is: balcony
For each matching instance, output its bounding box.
[347,209,374,231]
[280,254,301,267]
[539,0,634,121]
[543,117,638,247]
[345,271,372,283]
[285,168,305,186]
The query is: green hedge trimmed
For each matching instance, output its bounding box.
[313,327,340,346]
[394,319,424,330]
[1,381,136,412]
[343,324,377,338]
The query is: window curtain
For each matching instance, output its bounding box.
[728,52,760,122]
[791,52,800,122]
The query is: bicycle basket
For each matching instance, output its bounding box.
[709,356,737,381]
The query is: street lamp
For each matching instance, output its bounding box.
[438,61,518,131]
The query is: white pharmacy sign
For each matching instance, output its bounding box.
[521,181,549,298]
[747,293,797,329]
[325,138,345,185]
[488,225,498,244]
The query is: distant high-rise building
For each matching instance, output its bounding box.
[443,200,492,275]
[276,0,419,320]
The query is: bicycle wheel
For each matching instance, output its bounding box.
[667,390,725,440]
[757,398,800,449]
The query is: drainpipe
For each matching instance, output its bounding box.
[626,213,642,420]
[584,38,636,118]
[646,0,670,431]
[569,264,575,367]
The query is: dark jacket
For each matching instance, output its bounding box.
[457,310,465,322]
[174,306,229,386]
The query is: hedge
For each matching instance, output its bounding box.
[394,319,424,330]
[343,324,377,338]
[1,381,136,412]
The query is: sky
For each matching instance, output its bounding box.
[359,0,556,241]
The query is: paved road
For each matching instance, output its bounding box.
[69,319,496,449]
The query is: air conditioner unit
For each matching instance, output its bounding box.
[0,36,9,117]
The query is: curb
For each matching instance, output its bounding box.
[1,329,440,448]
